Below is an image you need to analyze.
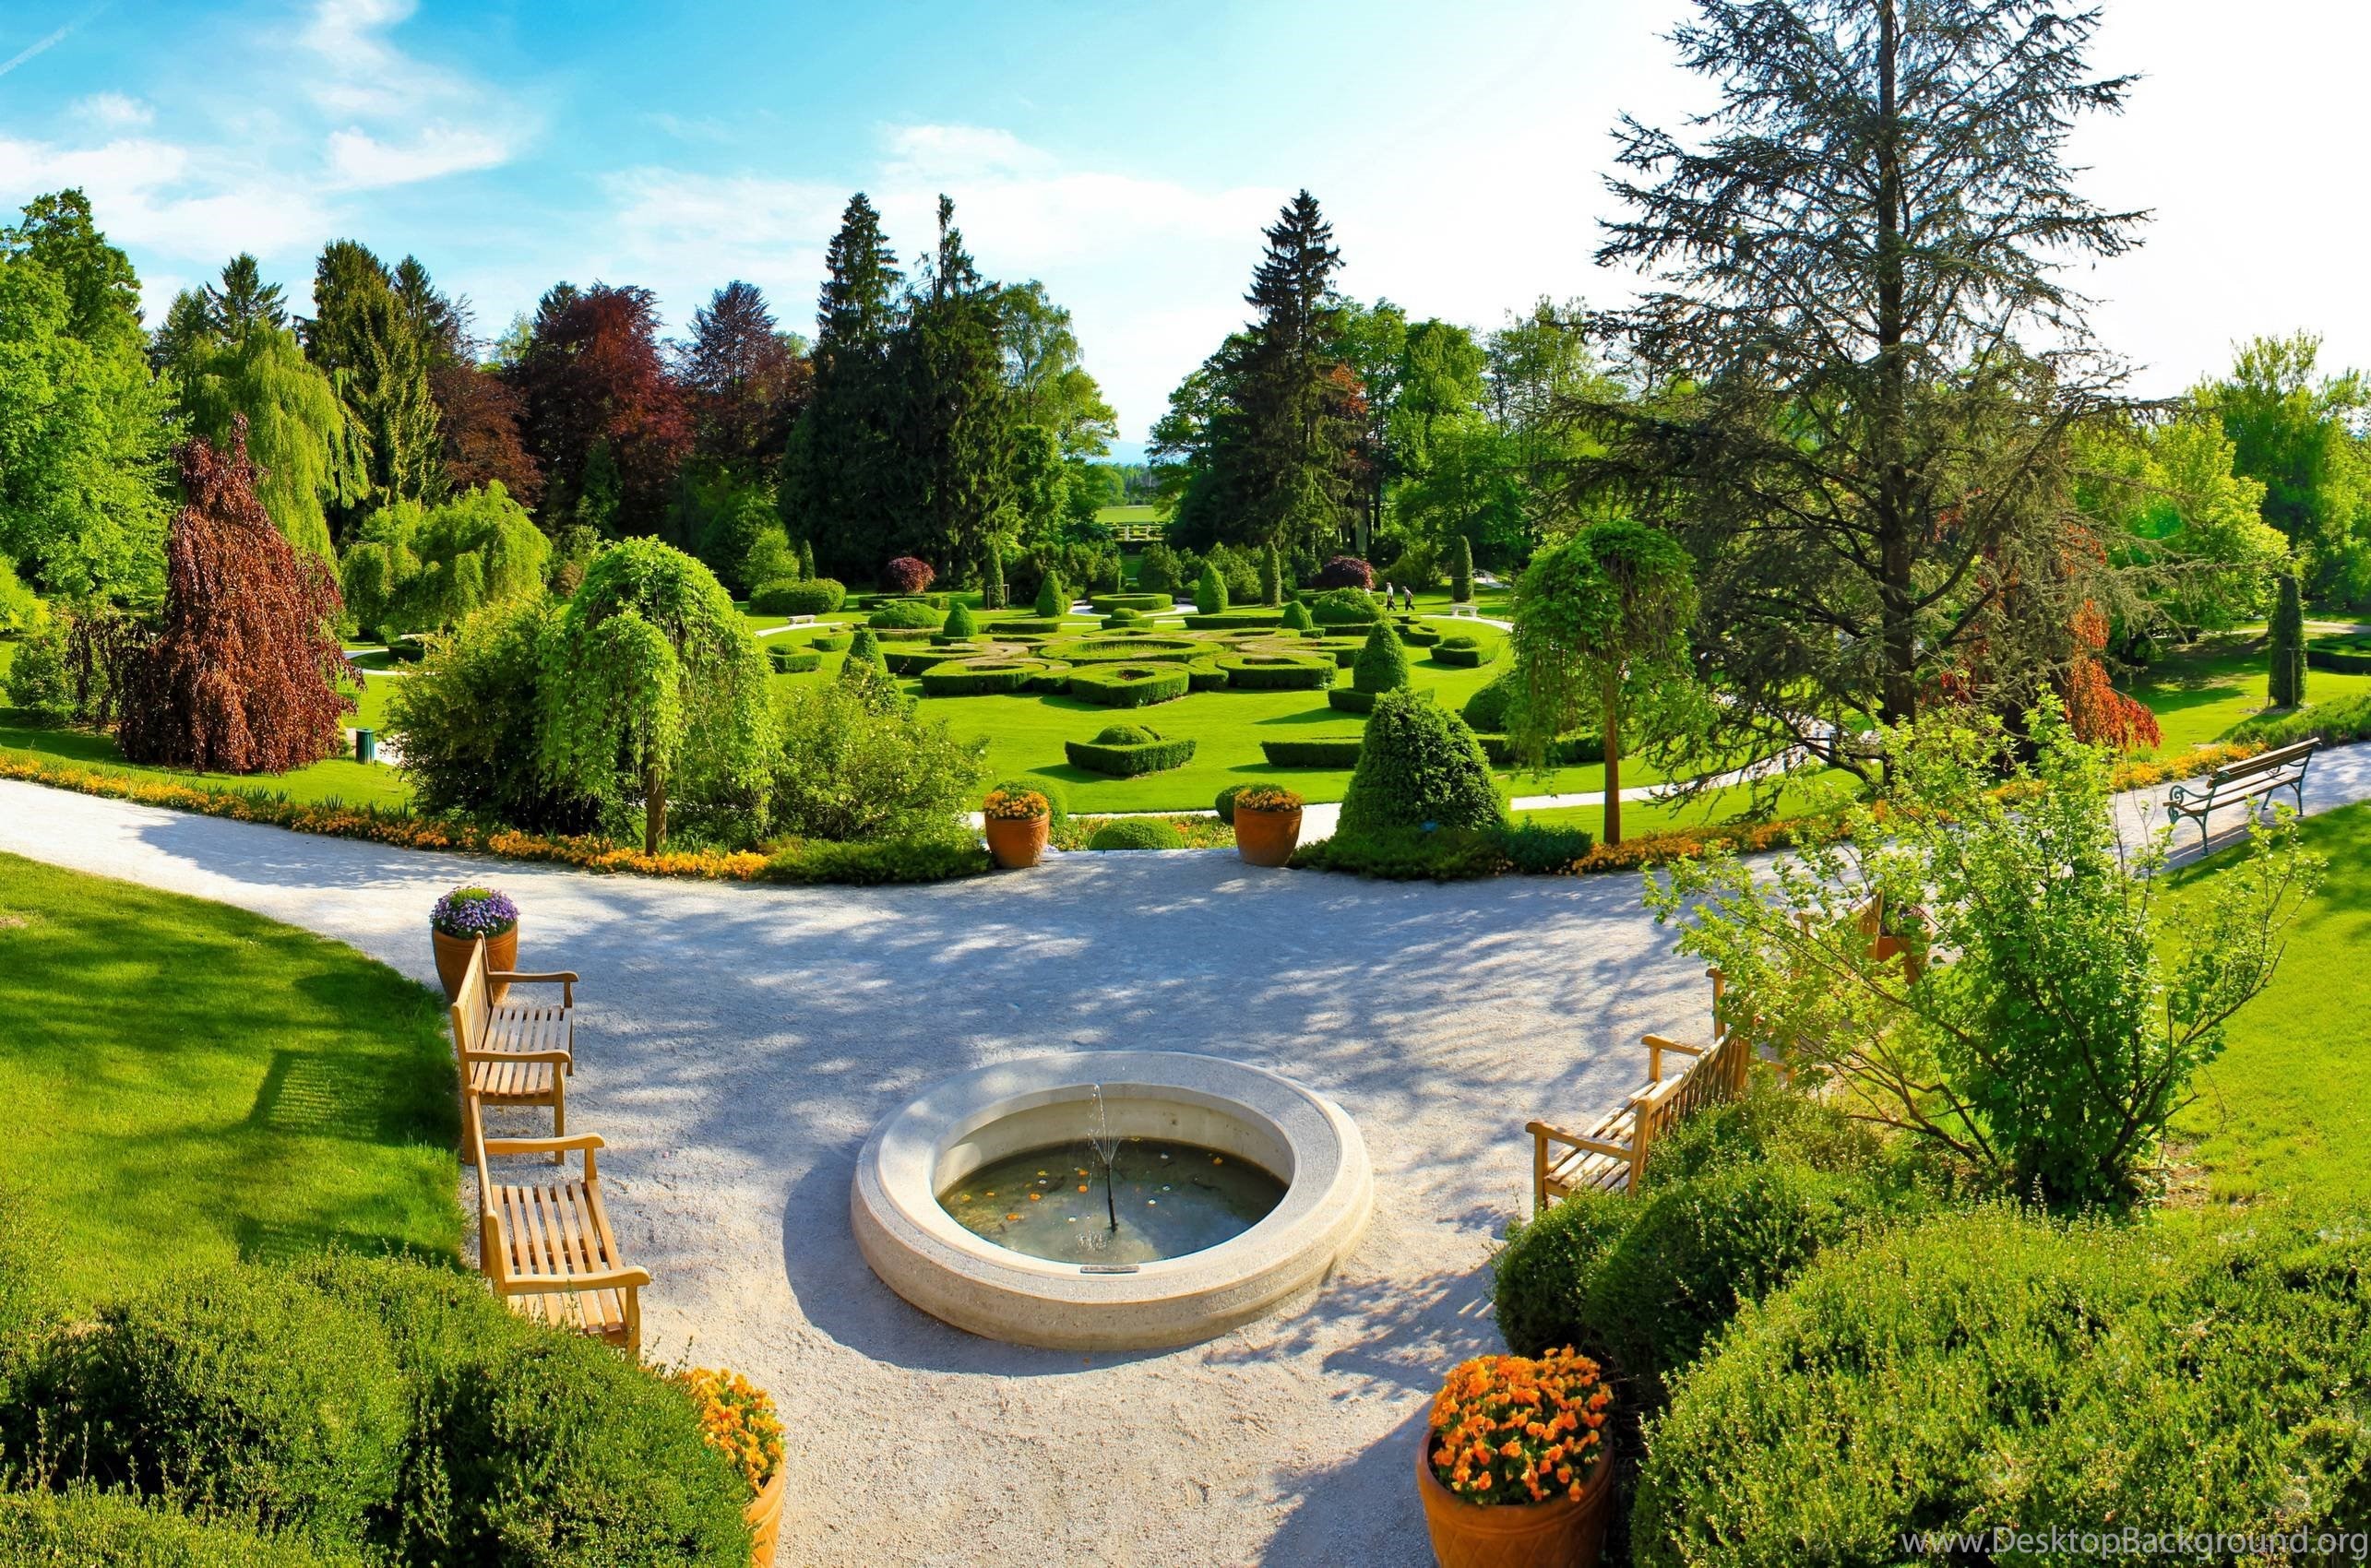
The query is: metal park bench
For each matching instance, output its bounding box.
[2164,738,2319,851]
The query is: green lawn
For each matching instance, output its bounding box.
[2165,803,2371,1206]
[2125,636,2371,754]
[0,852,461,1305]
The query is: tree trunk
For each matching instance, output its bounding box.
[643,762,667,855]
[1601,668,1623,848]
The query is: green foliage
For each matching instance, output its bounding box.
[1034,571,1066,618]
[384,598,602,833]
[2203,332,2371,602]
[1631,1206,2371,1567]
[1089,593,1171,613]
[180,325,362,561]
[0,1184,63,1399]
[48,1265,410,1542]
[1216,652,1334,691]
[1495,816,1596,873]
[4,614,75,725]
[740,526,798,589]
[1214,782,1247,824]
[1179,612,1282,630]
[918,657,1051,695]
[1431,636,1497,668]
[991,775,1066,828]
[540,539,773,851]
[2232,690,2371,749]
[762,826,989,885]
[1194,561,1229,614]
[1286,823,1510,880]
[748,577,845,616]
[2270,571,2307,707]
[942,600,980,638]
[0,552,37,636]
[1350,619,1412,695]
[982,547,1006,610]
[1064,725,1197,776]
[340,485,548,636]
[765,647,820,674]
[1650,707,2323,1205]
[1065,664,1190,707]
[1087,818,1186,850]
[1450,533,1474,601]
[1306,588,1379,625]
[1335,688,1502,837]
[868,600,941,629]
[1261,542,1283,606]
[768,677,985,841]
[0,1489,358,1567]
[2072,412,2283,626]
[842,625,886,670]
[1460,668,1519,731]
[1281,599,1315,631]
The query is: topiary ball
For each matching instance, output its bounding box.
[1093,723,1159,745]
[1088,819,1186,850]
[1281,600,1315,632]
[943,600,980,637]
[1215,783,1247,825]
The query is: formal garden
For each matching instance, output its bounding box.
[10,0,2371,1562]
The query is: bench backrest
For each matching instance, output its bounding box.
[447,939,491,1055]
[2212,738,2319,786]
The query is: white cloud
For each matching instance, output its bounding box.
[74,92,153,130]
[883,124,1052,181]
[328,125,511,189]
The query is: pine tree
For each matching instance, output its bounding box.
[782,195,904,576]
[203,254,286,344]
[1233,192,1355,555]
[900,196,1012,583]
[300,240,442,520]
[1262,542,1283,606]
[1195,561,1229,615]
[983,547,1006,610]
[796,538,816,580]
[1450,533,1474,603]
[2269,572,2307,708]
[1035,570,1066,618]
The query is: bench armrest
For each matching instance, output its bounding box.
[489,1265,651,1294]
[1525,1121,1632,1160]
[483,1133,605,1157]
[465,1048,574,1065]
[491,970,577,1004]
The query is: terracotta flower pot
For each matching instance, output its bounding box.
[432,925,516,1005]
[745,1458,789,1566]
[984,813,1051,870]
[1234,805,1304,867]
[1414,1429,1615,1568]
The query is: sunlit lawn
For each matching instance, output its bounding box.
[0,852,460,1306]
[2125,635,2371,754]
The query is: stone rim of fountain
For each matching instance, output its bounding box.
[851,1051,1374,1350]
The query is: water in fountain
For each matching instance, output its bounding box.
[940,1133,1286,1266]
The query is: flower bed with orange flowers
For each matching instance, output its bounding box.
[675,1366,786,1495]
[1426,1348,1611,1507]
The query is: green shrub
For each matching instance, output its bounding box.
[1066,664,1190,707]
[1393,618,1443,647]
[1065,726,1197,777]
[1101,609,1149,628]
[1281,600,1316,632]
[1194,562,1229,615]
[0,1489,359,1567]
[1336,689,1502,837]
[1328,686,1437,714]
[942,600,979,638]
[989,615,1066,636]
[868,600,940,629]
[3,615,75,725]
[1475,732,1603,767]
[1034,572,1066,618]
[759,831,988,883]
[2232,690,2371,748]
[1307,588,1380,625]
[1490,1188,1637,1369]
[1186,658,1228,691]
[1431,633,1498,668]
[769,679,985,840]
[1089,592,1170,613]
[1495,817,1594,873]
[1180,612,1283,630]
[1450,534,1474,602]
[747,577,845,616]
[1461,669,1519,732]
[918,658,1050,695]
[1351,620,1412,695]
[50,1267,410,1544]
[1088,819,1186,850]
[765,646,820,673]
[1039,635,1202,664]
[1261,543,1283,606]
[991,776,1066,827]
[1630,1206,2371,1566]
[1641,1068,1897,1191]
[1259,737,1364,768]
[805,631,852,652]
[0,1185,62,1402]
[842,626,886,670]
[1287,822,1508,879]
[2270,570,2306,707]
[881,647,953,676]
[382,600,603,833]
[1217,653,1335,691]
[1214,783,1247,824]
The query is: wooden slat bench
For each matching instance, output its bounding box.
[466,1093,650,1356]
[1525,974,1752,1211]
[447,935,579,1162]
[2165,738,2319,851]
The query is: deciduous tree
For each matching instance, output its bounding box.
[510,283,690,538]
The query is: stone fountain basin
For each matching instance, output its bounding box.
[851,1051,1374,1350]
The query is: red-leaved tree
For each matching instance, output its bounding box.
[115,420,355,772]
[883,555,935,594]
[509,283,690,535]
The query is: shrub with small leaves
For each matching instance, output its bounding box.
[1035,571,1066,618]
[1195,561,1229,615]
[943,601,979,638]
[1088,818,1186,850]
[1351,619,1412,695]
[1281,600,1315,632]
[1336,689,1503,837]
[1314,554,1376,590]
[882,556,935,594]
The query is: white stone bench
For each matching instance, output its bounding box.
[1449,603,1481,619]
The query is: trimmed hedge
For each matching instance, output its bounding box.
[942,601,979,638]
[1351,620,1412,695]
[1431,634,1499,668]
[920,658,1054,695]
[805,631,852,652]
[1186,659,1228,692]
[1477,732,1603,766]
[0,1490,360,1567]
[1260,737,1364,768]
[1040,634,1204,664]
[883,647,958,675]
[985,615,1067,635]
[1307,588,1382,626]
[868,600,942,629]
[1101,610,1151,628]
[1281,600,1316,632]
[1088,818,1186,850]
[2307,646,2371,673]
[1065,726,1198,776]
[748,577,847,616]
[1217,653,1335,691]
[1180,612,1283,630]
[1090,592,1173,613]
[1215,783,1247,824]
[1335,688,1502,837]
[1328,686,1436,714]
[765,646,822,674]
[1066,664,1190,707]
[1393,619,1444,647]
[2230,692,2371,748]
[1287,822,1510,879]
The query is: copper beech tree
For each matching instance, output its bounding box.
[114,418,354,772]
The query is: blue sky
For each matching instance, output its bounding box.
[5,1,2371,451]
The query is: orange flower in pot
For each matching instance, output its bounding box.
[674,1366,789,1567]
[1231,785,1305,867]
[983,787,1052,870]
[1416,1348,1616,1568]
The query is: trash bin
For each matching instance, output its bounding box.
[354,728,377,764]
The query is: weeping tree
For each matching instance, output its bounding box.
[540,538,772,852]
[1509,520,1697,846]
[113,420,353,772]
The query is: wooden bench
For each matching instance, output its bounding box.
[1525,974,1751,1211]
[466,1093,650,1355]
[2165,738,2319,851]
[447,935,579,1162]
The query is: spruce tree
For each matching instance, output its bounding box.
[983,548,1006,610]
[1035,570,1066,618]
[1232,193,1355,556]
[1196,561,1229,615]
[796,538,816,580]
[300,240,441,518]
[900,196,1012,585]
[1450,533,1474,603]
[2269,572,2307,708]
[1262,542,1283,606]
[781,194,904,576]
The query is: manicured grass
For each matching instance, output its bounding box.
[0,852,460,1305]
[2165,803,2371,1206]
[0,711,411,810]
[1096,504,1162,529]
[2124,636,2371,754]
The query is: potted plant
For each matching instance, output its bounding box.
[1232,785,1305,867]
[676,1366,789,1567]
[430,885,518,1004]
[1416,1348,1616,1568]
[983,787,1052,869]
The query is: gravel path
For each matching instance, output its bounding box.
[3,738,2365,1567]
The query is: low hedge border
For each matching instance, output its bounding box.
[1186,659,1229,692]
[1476,732,1604,766]
[886,646,966,675]
[1431,638,1499,668]
[1053,814,1234,850]
[1064,733,1198,776]
[766,647,822,674]
[1391,618,1444,647]
[748,577,848,616]
[920,658,1058,695]
[1259,737,1364,767]
[986,615,1069,635]
[805,631,853,652]
[1328,687,1436,714]
[1181,612,1283,630]
[0,752,990,885]
[1088,592,1174,613]
[1039,634,1205,664]
[1066,664,1191,707]
[2307,647,2371,674]
[1217,654,1335,691]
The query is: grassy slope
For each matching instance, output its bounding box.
[2125,636,2371,754]
[0,852,460,1304]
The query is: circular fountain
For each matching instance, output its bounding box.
[851,1051,1373,1350]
